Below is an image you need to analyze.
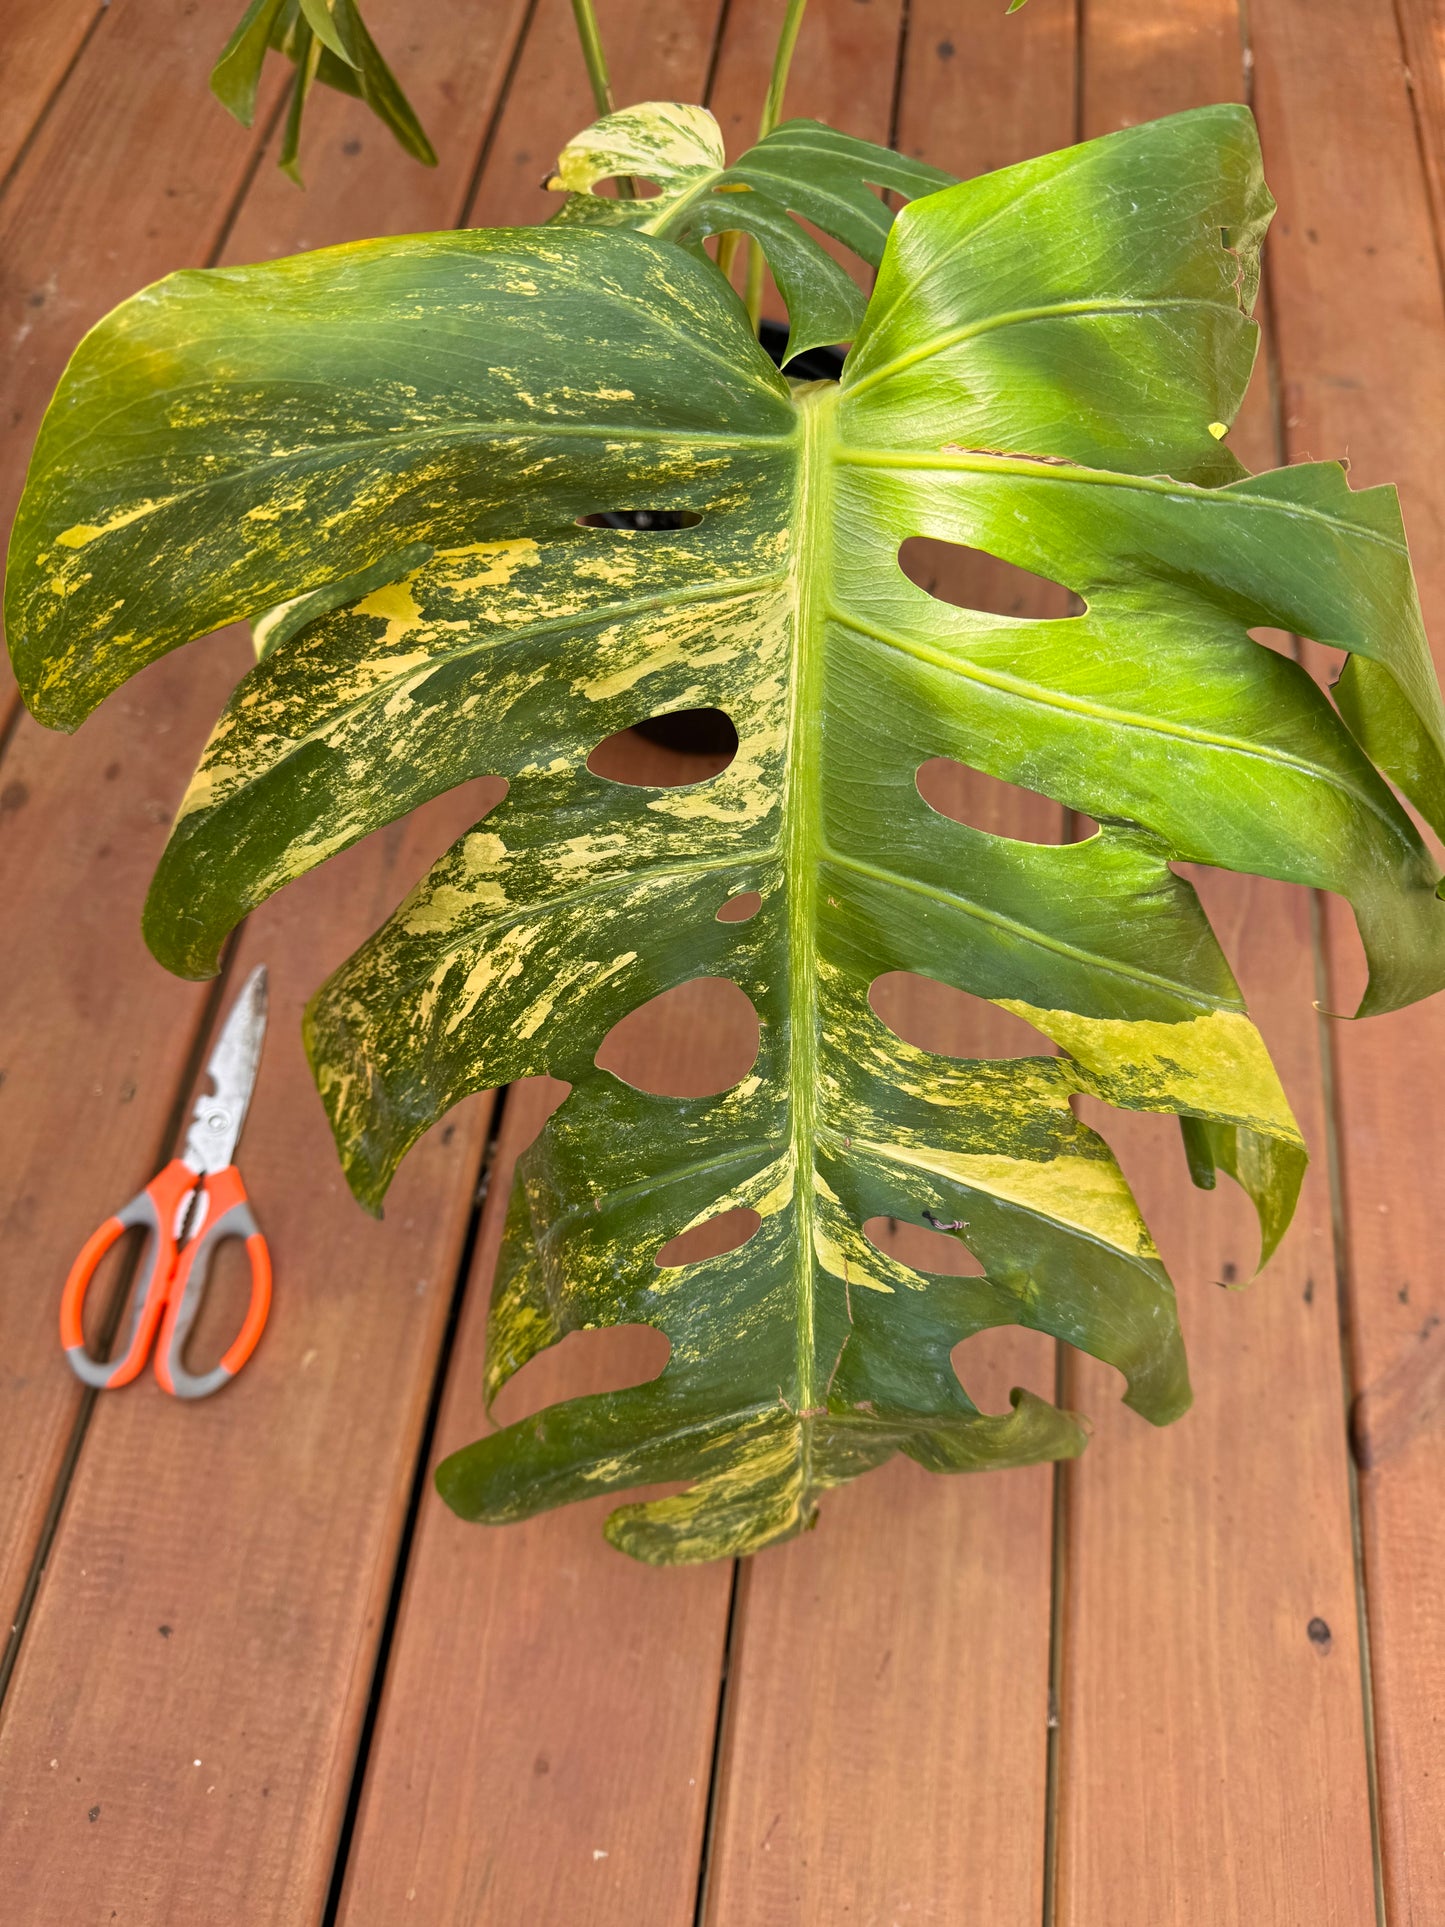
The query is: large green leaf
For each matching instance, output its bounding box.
[9,106,1445,1563]
[546,103,953,358]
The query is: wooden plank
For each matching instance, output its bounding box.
[334,1082,731,1926]
[0,1,100,187]
[702,4,1078,1921]
[0,640,244,1641]
[0,6,542,1919]
[1247,0,1445,1917]
[1394,0,1445,255]
[330,11,747,1922]
[0,0,282,716]
[0,795,495,1925]
[1053,5,1379,1920]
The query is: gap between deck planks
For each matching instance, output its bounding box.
[1,0,1441,1920]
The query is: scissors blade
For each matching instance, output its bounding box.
[181,964,269,1174]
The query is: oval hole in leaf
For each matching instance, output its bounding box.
[490,1323,671,1428]
[899,536,1080,618]
[655,1206,761,1269]
[951,1327,1057,1416]
[578,509,702,530]
[863,1215,985,1277]
[869,971,1049,1059]
[588,176,664,201]
[716,889,762,923]
[916,758,1097,843]
[596,976,760,1096]
[588,708,738,787]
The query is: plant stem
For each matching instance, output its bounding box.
[744,241,766,332]
[743,0,811,331]
[568,0,636,199]
[758,0,810,143]
[569,0,616,114]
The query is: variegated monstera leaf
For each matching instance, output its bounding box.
[9,106,1445,1564]
[546,103,952,359]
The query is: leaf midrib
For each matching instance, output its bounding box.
[777,381,841,1523]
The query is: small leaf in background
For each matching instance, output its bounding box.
[547,103,954,361]
[211,0,435,183]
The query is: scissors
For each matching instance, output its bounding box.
[61,964,273,1400]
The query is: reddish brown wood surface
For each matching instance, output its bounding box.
[2,1,1444,1919]
[1050,5,1380,1922]
[0,0,282,717]
[0,4,525,1918]
[0,1,99,186]
[1250,0,1445,1917]
[0,638,240,1640]
[335,1076,731,1926]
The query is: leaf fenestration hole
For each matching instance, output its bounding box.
[951,1328,1057,1416]
[655,1206,761,1269]
[596,976,760,1096]
[863,1215,985,1277]
[588,709,738,787]
[869,972,1050,1059]
[577,509,702,530]
[586,175,663,201]
[489,1324,671,1428]
[899,536,1080,618]
[916,757,1096,843]
[716,890,762,923]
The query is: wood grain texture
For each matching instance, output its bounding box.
[1,0,1435,1917]
[0,798,493,1926]
[1249,0,1445,1917]
[702,6,1076,1919]
[0,11,545,1919]
[0,0,99,186]
[1394,0,1445,255]
[0,0,281,715]
[0,636,244,1643]
[0,0,529,1670]
[1053,7,1379,1922]
[334,1078,731,1927]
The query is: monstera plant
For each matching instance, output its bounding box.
[9,48,1445,1564]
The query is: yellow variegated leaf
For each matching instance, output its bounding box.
[9,105,1445,1563]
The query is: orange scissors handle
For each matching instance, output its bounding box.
[60,1159,195,1390]
[60,1161,271,1399]
[154,1164,271,1400]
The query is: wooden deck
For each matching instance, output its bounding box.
[2,0,1444,1918]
